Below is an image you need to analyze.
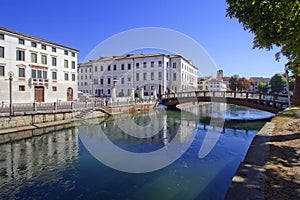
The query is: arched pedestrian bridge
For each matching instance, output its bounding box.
[161,91,290,114]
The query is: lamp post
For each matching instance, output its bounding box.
[8,71,14,116]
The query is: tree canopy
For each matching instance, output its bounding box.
[226,0,300,105]
[270,73,286,93]
[229,75,239,91]
[258,82,268,93]
[229,75,251,91]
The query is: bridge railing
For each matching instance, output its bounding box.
[161,91,289,103]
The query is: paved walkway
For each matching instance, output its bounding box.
[225,122,274,200]
[226,108,300,199]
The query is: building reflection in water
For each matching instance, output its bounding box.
[78,110,199,152]
[0,128,79,198]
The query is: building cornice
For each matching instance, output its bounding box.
[0,26,79,53]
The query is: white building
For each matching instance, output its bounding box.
[198,76,227,92]
[0,27,79,103]
[78,54,198,98]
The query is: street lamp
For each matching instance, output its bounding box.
[8,71,14,116]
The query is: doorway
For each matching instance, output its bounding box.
[67,87,73,101]
[34,86,45,102]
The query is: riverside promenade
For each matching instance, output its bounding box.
[226,107,300,199]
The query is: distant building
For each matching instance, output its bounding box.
[206,78,226,91]
[0,27,79,103]
[197,73,226,92]
[78,54,198,97]
[217,69,223,81]
[222,76,230,91]
[248,77,270,92]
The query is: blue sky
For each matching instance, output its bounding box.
[1,0,286,78]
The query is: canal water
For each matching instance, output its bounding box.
[0,103,273,199]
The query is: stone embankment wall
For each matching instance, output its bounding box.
[0,109,106,129]
[0,103,156,144]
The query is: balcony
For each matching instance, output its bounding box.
[29,78,49,87]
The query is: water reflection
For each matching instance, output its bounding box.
[0,129,79,199]
[78,110,199,173]
[0,104,269,199]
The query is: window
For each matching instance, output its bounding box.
[72,74,75,81]
[143,62,147,68]
[0,34,4,40]
[31,42,37,47]
[71,52,75,57]
[52,71,57,80]
[52,86,57,91]
[151,72,154,80]
[41,44,46,50]
[52,57,57,66]
[0,46,4,58]
[64,60,68,68]
[64,73,69,81]
[128,64,131,70]
[31,53,37,63]
[121,77,124,84]
[93,78,98,85]
[52,47,56,52]
[37,70,42,78]
[0,66,4,76]
[19,85,25,91]
[158,61,162,67]
[100,66,103,71]
[113,64,117,71]
[173,73,177,81]
[143,72,147,81]
[42,71,47,79]
[107,78,111,85]
[136,62,139,68]
[16,50,25,61]
[41,55,47,64]
[100,78,103,85]
[173,63,176,68]
[127,76,131,83]
[108,65,111,71]
[89,68,92,73]
[71,61,75,69]
[19,68,25,78]
[19,38,24,45]
[31,69,36,78]
[121,64,125,70]
[64,50,68,55]
[151,61,154,67]
[80,69,83,73]
[158,72,162,80]
[94,66,98,72]
[85,68,87,73]
[136,73,139,81]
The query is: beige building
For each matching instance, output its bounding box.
[0,27,79,103]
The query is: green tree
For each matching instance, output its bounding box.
[226,0,300,105]
[229,75,239,91]
[270,73,286,93]
[237,77,251,91]
[258,82,268,93]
